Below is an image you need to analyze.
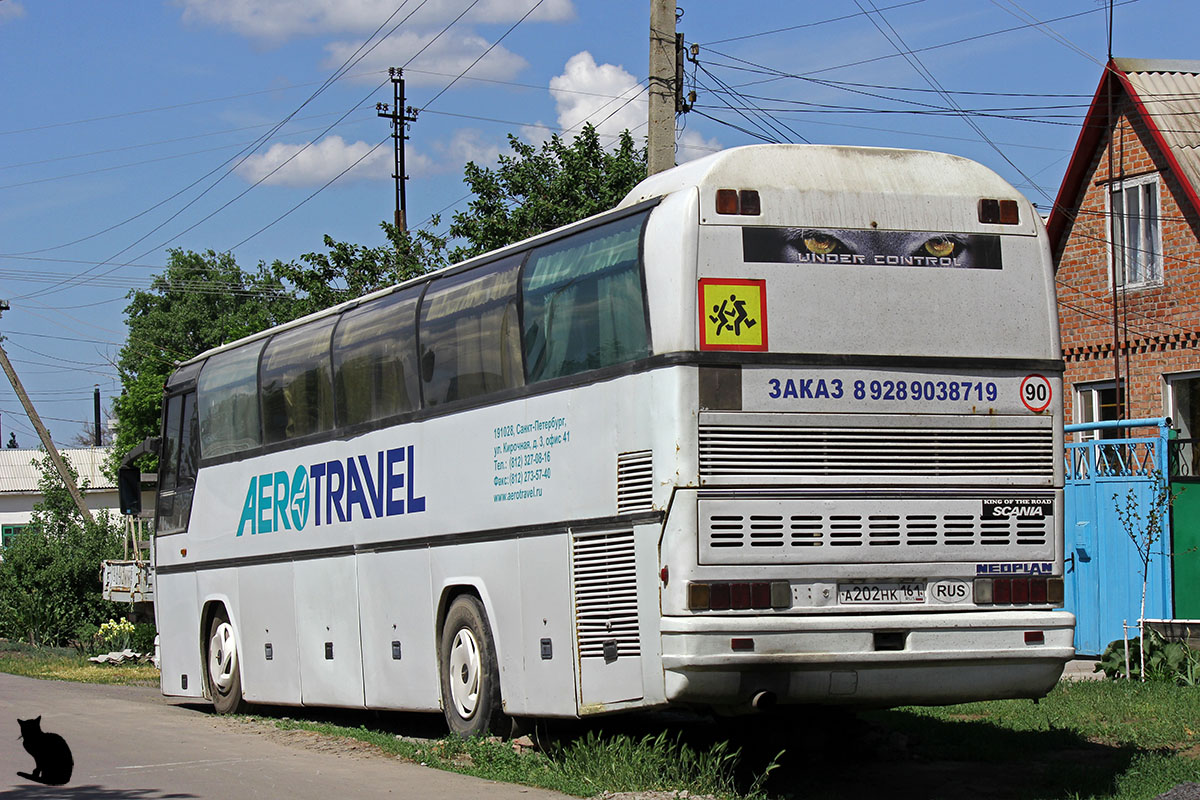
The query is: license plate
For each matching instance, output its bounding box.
[838,582,926,604]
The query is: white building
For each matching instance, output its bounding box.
[0,448,119,546]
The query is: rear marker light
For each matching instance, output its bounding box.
[738,190,761,215]
[715,189,762,216]
[716,189,740,215]
[1024,631,1045,646]
[731,638,755,652]
[978,198,1020,224]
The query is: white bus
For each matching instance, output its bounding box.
[152,144,1072,736]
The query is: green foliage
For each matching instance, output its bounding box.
[131,622,157,654]
[271,219,447,320]
[448,124,646,262]
[111,249,287,473]
[99,616,135,651]
[0,452,123,646]
[1096,630,1200,683]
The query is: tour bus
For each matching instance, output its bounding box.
[152,144,1072,736]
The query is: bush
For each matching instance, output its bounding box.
[131,622,156,654]
[0,452,123,646]
[1096,630,1200,684]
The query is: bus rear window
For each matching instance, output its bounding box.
[198,341,265,459]
[522,212,649,383]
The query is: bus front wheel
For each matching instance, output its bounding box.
[440,595,508,737]
[207,609,247,714]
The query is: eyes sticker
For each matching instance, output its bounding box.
[750,228,1001,269]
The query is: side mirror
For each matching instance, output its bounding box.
[118,466,141,516]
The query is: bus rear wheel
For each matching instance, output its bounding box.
[440,595,507,738]
[207,609,247,714]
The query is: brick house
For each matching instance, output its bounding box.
[1048,58,1200,436]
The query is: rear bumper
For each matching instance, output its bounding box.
[661,610,1074,707]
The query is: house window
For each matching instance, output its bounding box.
[1109,175,1162,288]
[1,524,28,549]
[1076,382,1121,440]
[1167,373,1200,477]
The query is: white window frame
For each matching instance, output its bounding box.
[1107,173,1163,290]
[1165,370,1200,434]
[1075,380,1120,441]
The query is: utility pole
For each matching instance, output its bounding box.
[376,67,419,232]
[647,0,677,175]
[0,301,94,524]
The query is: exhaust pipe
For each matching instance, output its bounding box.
[751,691,776,710]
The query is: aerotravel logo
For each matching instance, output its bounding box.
[236,445,426,537]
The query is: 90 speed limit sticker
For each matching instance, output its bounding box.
[1020,374,1052,412]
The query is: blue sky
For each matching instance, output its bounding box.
[0,0,1195,447]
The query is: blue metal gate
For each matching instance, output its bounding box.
[1064,418,1174,655]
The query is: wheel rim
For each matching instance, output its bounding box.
[447,627,481,719]
[209,621,238,695]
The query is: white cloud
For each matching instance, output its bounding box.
[443,129,501,167]
[549,52,646,140]
[323,29,526,87]
[176,0,573,43]
[235,135,390,187]
[678,129,722,163]
[0,1,26,23]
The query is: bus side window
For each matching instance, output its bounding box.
[522,212,650,383]
[419,254,523,406]
[260,318,337,444]
[198,340,266,459]
[333,287,421,426]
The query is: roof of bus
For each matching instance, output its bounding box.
[618,143,1023,209]
[174,144,1022,375]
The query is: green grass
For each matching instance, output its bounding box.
[0,639,159,686]
[249,715,772,799]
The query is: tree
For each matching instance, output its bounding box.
[447,124,646,262]
[270,219,447,320]
[6,432,16,448]
[0,451,123,646]
[1114,472,1174,680]
[110,249,286,473]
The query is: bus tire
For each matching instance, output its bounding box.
[206,609,248,714]
[440,595,507,738]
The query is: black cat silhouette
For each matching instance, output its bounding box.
[17,716,73,786]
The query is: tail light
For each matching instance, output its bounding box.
[975,576,1063,607]
[688,581,790,610]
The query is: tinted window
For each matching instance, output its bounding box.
[198,341,265,459]
[522,212,649,383]
[260,319,336,444]
[333,288,421,426]
[419,255,523,406]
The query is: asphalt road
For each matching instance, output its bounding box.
[0,672,570,799]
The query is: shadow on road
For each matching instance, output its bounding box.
[0,784,197,800]
[177,699,1137,799]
